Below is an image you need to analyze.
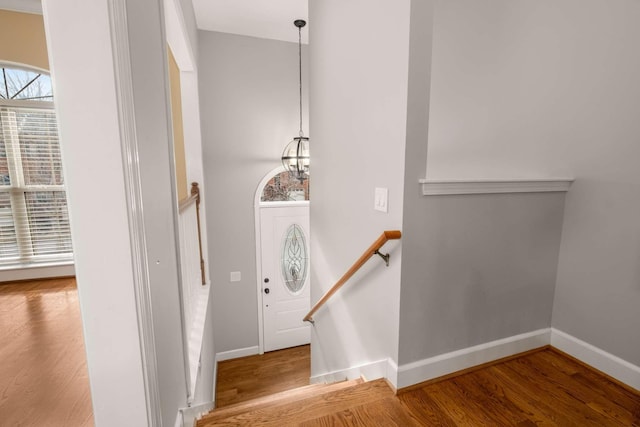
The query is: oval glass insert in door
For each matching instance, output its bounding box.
[280,224,308,295]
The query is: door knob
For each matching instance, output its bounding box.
[264,278,270,283]
[264,288,270,294]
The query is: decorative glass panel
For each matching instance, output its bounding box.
[261,171,309,202]
[281,224,308,294]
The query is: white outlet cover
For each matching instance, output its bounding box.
[230,271,241,282]
[374,187,388,213]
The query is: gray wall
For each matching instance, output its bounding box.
[399,1,568,368]
[550,1,640,365]
[199,31,308,353]
[309,0,410,376]
[420,0,640,366]
[399,193,566,364]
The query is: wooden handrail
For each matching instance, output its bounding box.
[178,182,206,285]
[179,185,199,212]
[303,230,401,323]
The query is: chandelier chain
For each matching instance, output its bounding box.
[298,24,303,137]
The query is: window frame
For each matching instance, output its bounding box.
[0,66,73,268]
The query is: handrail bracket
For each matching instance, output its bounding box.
[374,250,390,267]
[304,318,315,325]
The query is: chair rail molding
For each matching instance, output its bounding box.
[420,178,574,196]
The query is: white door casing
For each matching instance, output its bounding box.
[259,204,310,352]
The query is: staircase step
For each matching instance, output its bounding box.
[197,379,393,426]
[199,379,362,424]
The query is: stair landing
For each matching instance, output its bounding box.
[197,378,418,426]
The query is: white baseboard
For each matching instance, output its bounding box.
[551,328,640,391]
[395,328,551,389]
[310,359,388,384]
[211,352,218,408]
[386,358,399,390]
[0,263,75,283]
[176,401,215,427]
[215,346,259,362]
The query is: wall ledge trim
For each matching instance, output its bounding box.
[551,328,640,391]
[420,178,574,195]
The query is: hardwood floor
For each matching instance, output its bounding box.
[205,346,640,426]
[0,278,93,427]
[215,344,311,408]
[398,347,640,426]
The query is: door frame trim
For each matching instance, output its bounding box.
[254,167,310,354]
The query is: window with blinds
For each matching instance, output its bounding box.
[0,66,73,266]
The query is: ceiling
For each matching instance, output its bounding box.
[0,0,308,44]
[192,0,308,44]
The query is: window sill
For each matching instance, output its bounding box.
[0,261,75,282]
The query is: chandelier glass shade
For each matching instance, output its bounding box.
[282,136,309,181]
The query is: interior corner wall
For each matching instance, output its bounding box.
[308,0,410,378]
[198,31,308,353]
[548,1,640,366]
[0,9,49,70]
[421,0,640,366]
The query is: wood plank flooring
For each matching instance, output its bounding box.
[401,347,640,426]
[215,344,311,408]
[207,345,640,426]
[0,278,93,427]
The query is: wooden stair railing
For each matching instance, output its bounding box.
[178,182,206,285]
[303,230,401,324]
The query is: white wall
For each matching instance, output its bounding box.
[309,0,410,378]
[198,31,308,353]
[42,0,149,424]
[43,0,199,424]
[165,0,217,409]
[125,1,190,422]
[423,0,640,366]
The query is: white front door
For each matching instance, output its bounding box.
[260,204,310,352]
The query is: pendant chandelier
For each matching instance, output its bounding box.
[281,19,309,182]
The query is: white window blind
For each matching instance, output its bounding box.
[0,106,73,266]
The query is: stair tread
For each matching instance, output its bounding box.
[200,379,362,423]
[299,396,422,427]
[197,379,393,427]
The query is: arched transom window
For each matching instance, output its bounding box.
[261,170,309,202]
[0,66,53,101]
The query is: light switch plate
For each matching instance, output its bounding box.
[230,271,241,282]
[374,187,388,213]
